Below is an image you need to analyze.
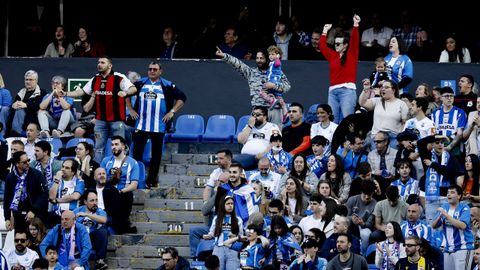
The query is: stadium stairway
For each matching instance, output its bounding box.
[107,143,240,269]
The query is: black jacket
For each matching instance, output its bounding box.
[157,256,191,270]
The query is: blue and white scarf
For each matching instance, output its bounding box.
[10,167,28,211]
[267,149,290,173]
[425,150,449,201]
[381,240,400,270]
[35,158,53,188]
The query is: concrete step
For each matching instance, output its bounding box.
[148,187,203,199]
[108,257,162,270]
[157,174,204,188]
[177,143,241,154]
[163,164,218,176]
[131,210,205,223]
[133,189,150,204]
[109,234,190,248]
[170,153,214,165]
[144,199,203,210]
[115,245,190,258]
[133,222,206,234]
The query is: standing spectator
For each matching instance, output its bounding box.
[432,185,474,270]
[30,140,62,188]
[439,33,471,63]
[4,151,48,231]
[384,37,414,94]
[403,97,435,139]
[9,70,48,137]
[414,83,437,117]
[5,230,39,269]
[72,26,105,58]
[43,25,74,58]
[400,204,432,241]
[360,12,392,60]
[408,30,437,62]
[75,141,98,189]
[464,97,480,155]
[282,102,311,156]
[130,61,186,188]
[63,56,137,162]
[100,135,139,234]
[454,74,477,115]
[216,47,291,127]
[310,104,337,156]
[0,73,12,137]
[302,28,326,60]
[270,16,303,60]
[325,233,368,270]
[38,75,75,138]
[40,210,92,270]
[320,15,361,124]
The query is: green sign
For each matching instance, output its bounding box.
[67,78,89,101]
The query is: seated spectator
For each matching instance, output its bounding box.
[264,199,293,236]
[48,158,85,227]
[414,84,438,117]
[251,180,272,215]
[310,104,337,154]
[298,194,325,234]
[217,26,250,60]
[390,160,419,201]
[306,136,329,179]
[44,246,62,270]
[224,224,269,270]
[24,123,40,161]
[261,134,292,175]
[290,225,304,245]
[43,25,74,58]
[395,236,436,270]
[32,257,49,270]
[40,210,92,270]
[204,255,220,270]
[248,157,282,197]
[4,151,48,231]
[38,75,75,138]
[8,70,47,137]
[317,180,339,203]
[158,247,191,270]
[0,139,24,181]
[30,140,62,188]
[289,238,327,270]
[73,190,108,270]
[5,230,39,269]
[454,74,477,115]
[337,133,368,179]
[283,102,312,156]
[439,33,471,63]
[375,221,406,270]
[301,28,326,60]
[325,233,368,269]
[279,154,319,195]
[279,177,308,224]
[72,26,105,58]
[100,135,139,234]
[75,141,99,189]
[367,131,398,184]
[27,217,47,257]
[360,12,392,60]
[268,215,303,268]
[269,16,303,60]
[319,154,352,204]
[321,215,361,261]
[408,30,436,62]
[0,73,13,137]
[159,26,188,59]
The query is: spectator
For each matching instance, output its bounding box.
[75,141,98,189]
[439,33,471,63]
[8,70,48,137]
[4,151,48,231]
[248,157,282,197]
[367,131,398,182]
[454,74,477,115]
[259,45,287,118]
[384,37,414,94]
[306,135,329,179]
[375,221,406,270]
[27,217,47,257]
[32,258,49,270]
[368,57,390,90]
[282,102,312,156]
[30,140,62,189]
[224,224,269,270]
[269,16,303,60]
[204,255,220,270]
[319,154,352,203]
[403,97,435,139]
[464,100,480,156]
[407,30,436,62]
[63,56,137,162]
[269,215,302,268]
[298,194,325,234]
[0,249,7,270]
[400,204,432,241]
[391,9,422,49]
[217,26,250,60]
[325,233,368,270]
[279,176,308,224]
[337,133,368,179]
[24,123,40,161]
[0,73,13,137]
[320,15,361,124]
[302,28,326,60]
[38,75,75,138]
[279,154,319,195]
[414,83,438,117]
[310,104,337,155]
[394,236,436,270]
[360,13,392,60]
[157,247,191,270]
[321,215,361,261]
[290,238,328,270]
[390,160,419,201]
[43,25,74,58]
[159,26,188,59]
[5,230,39,270]
[72,26,105,58]
[317,180,339,203]
[91,167,121,234]
[261,134,292,175]
[203,149,232,202]
[44,246,62,270]
[290,225,304,245]
[40,210,92,270]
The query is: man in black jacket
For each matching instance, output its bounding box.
[3,151,48,231]
[158,247,191,270]
[91,167,121,232]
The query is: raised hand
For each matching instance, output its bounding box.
[215,46,225,58]
[323,24,332,34]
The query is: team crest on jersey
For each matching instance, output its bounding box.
[145,92,157,99]
[468,101,473,107]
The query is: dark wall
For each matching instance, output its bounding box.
[0,58,479,121]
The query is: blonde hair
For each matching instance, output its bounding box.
[0,73,4,88]
[267,45,283,58]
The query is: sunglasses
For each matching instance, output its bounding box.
[374,140,385,144]
[245,229,256,234]
[148,68,159,71]
[334,43,344,46]
[20,159,30,164]
[405,244,418,247]
[14,238,27,243]
[251,112,264,117]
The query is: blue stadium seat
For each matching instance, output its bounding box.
[169,114,205,143]
[365,243,377,258]
[137,161,146,189]
[368,264,379,270]
[202,115,236,143]
[196,239,215,260]
[66,137,95,149]
[41,138,63,156]
[305,103,319,124]
[234,115,250,143]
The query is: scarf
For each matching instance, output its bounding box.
[425,150,449,201]
[381,240,400,270]
[10,167,27,211]
[58,225,76,267]
[54,176,79,215]
[36,158,53,188]
[267,149,290,172]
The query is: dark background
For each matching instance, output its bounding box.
[1,1,479,59]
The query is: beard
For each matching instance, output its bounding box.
[338,248,348,254]
[89,205,98,212]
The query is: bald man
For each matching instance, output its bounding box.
[400,203,432,241]
[40,210,92,269]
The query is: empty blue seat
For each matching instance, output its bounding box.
[137,161,146,189]
[202,115,236,143]
[305,103,319,124]
[169,114,205,143]
[66,138,95,149]
[234,115,250,143]
[41,138,63,155]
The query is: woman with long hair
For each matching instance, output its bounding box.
[383,37,414,94]
[319,198,337,238]
[439,33,471,63]
[317,180,339,203]
[224,224,269,269]
[319,154,351,203]
[75,141,99,188]
[375,221,406,270]
[458,154,480,205]
[269,215,303,268]
[319,15,361,123]
[290,225,304,245]
[27,217,47,256]
[415,83,437,117]
[279,177,308,224]
[310,104,338,155]
[279,154,319,195]
[44,25,74,58]
[203,196,243,270]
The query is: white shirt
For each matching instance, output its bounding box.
[6,248,39,270]
[361,27,393,47]
[403,116,435,139]
[241,122,281,155]
[96,186,105,209]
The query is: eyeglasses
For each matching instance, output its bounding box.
[442,94,454,99]
[252,112,264,117]
[20,159,30,164]
[245,229,256,234]
[14,239,27,243]
[148,68,159,71]
[405,244,418,247]
[374,140,385,144]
